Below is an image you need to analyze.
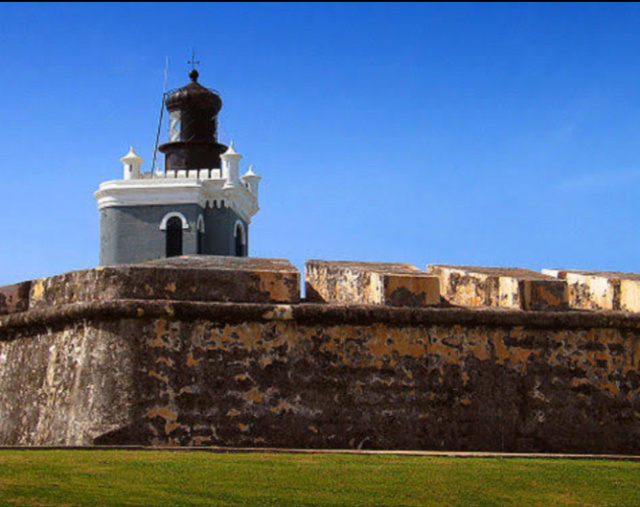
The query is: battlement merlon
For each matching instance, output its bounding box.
[5,258,640,317]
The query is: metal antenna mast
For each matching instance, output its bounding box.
[151,57,169,177]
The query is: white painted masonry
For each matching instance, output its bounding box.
[96,144,261,224]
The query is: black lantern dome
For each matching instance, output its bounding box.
[164,70,222,112]
[158,70,228,171]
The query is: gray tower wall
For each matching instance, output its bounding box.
[203,205,248,256]
[100,204,201,266]
[100,204,249,265]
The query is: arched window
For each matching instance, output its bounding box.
[159,211,189,258]
[166,217,183,257]
[159,212,189,231]
[234,221,246,257]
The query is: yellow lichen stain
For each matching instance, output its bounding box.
[627,338,640,374]
[154,318,169,340]
[487,332,538,372]
[156,356,173,367]
[144,284,154,296]
[149,318,180,349]
[459,397,471,406]
[461,371,470,386]
[372,376,395,387]
[227,409,241,417]
[243,387,267,404]
[186,352,202,367]
[164,305,175,317]
[260,356,274,368]
[491,335,510,365]
[194,436,212,446]
[146,336,165,348]
[165,421,180,433]
[270,400,293,414]
[258,272,295,302]
[469,342,491,362]
[600,381,620,396]
[367,325,425,361]
[166,282,176,293]
[254,437,266,444]
[177,386,193,396]
[427,338,461,364]
[419,412,430,419]
[226,322,290,352]
[145,406,178,424]
[136,307,145,317]
[148,370,169,384]
[238,423,249,432]
[31,279,45,300]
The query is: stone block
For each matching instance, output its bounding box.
[306,260,440,307]
[542,269,640,312]
[29,255,300,309]
[428,265,568,311]
[0,281,32,315]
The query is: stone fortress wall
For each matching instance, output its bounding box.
[0,256,638,453]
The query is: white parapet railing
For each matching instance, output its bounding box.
[158,168,223,180]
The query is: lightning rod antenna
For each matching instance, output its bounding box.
[151,56,169,177]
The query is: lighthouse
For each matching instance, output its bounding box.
[95,68,261,266]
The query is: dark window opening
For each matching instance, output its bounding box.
[235,225,244,257]
[197,229,204,254]
[166,217,183,257]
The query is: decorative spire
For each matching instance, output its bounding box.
[187,49,200,82]
[121,146,143,163]
[222,141,241,157]
[243,164,260,179]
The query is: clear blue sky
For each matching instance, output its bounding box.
[2,3,640,285]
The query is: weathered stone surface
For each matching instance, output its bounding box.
[0,257,639,454]
[0,320,134,445]
[0,281,31,315]
[543,269,640,312]
[1,300,639,453]
[306,260,440,307]
[428,265,568,311]
[28,255,300,309]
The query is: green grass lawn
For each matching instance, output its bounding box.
[0,450,638,506]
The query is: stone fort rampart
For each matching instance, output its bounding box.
[0,256,638,453]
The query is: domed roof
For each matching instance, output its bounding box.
[165,70,222,113]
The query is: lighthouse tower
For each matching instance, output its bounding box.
[95,69,261,266]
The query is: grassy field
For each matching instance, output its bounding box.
[0,450,638,506]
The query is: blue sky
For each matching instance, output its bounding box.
[2,3,640,285]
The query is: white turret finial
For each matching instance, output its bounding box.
[221,141,243,188]
[242,164,262,198]
[121,146,143,180]
[223,140,240,157]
